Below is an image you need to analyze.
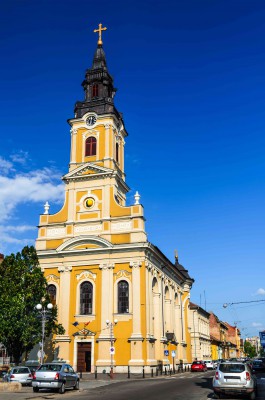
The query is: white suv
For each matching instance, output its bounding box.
[212,361,257,399]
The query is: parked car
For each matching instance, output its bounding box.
[3,366,32,386]
[212,361,257,399]
[204,360,215,370]
[191,361,207,372]
[32,362,79,394]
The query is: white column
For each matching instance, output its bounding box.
[69,128,77,166]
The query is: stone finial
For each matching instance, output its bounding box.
[134,191,140,205]
[44,201,50,215]
[174,249,178,261]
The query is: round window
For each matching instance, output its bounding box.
[84,197,95,209]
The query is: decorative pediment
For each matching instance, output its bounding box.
[47,274,60,282]
[56,235,113,252]
[76,270,96,282]
[73,329,95,337]
[63,163,115,182]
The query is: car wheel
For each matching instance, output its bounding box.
[59,382,66,394]
[33,387,39,393]
[74,379,79,390]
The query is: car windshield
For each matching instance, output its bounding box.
[193,362,202,365]
[13,368,29,374]
[219,363,245,373]
[39,364,62,372]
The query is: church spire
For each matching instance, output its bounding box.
[74,24,119,120]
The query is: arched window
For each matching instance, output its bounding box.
[118,280,129,313]
[85,137,97,157]
[47,284,56,306]
[92,84,98,98]
[80,282,93,315]
[116,142,119,163]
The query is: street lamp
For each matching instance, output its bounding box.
[223,299,265,308]
[106,319,118,379]
[36,303,53,364]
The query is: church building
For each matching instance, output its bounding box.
[35,24,194,373]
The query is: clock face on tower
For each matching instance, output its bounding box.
[86,115,97,126]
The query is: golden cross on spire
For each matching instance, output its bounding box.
[94,23,107,45]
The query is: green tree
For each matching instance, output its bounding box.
[0,246,64,364]
[244,340,257,358]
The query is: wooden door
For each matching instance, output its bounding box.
[77,342,92,372]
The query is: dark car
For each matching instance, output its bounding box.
[32,362,79,394]
[191,361,207,372]
[252,359,265,373]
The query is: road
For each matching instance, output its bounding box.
[1,370,265,400]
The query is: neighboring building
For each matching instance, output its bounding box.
[209,312,229,360]
[189,302,211,361]
[245,336,261,355]
[224,322,239,359]
[35,26,194,373]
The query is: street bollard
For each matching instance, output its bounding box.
[143,366,145,378]
[80,371,82,379]
[156,367,158,376]
[128,366,130,379]
[164,367,167,376]
[151,368,154,378]
[95,366,97,379]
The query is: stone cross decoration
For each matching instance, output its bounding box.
[94,23,107,45]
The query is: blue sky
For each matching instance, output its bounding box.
[1,0,265,339]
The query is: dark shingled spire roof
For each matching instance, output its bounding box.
[92,44,108,70]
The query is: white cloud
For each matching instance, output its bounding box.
[10,150,30,165]
[0,167,64,221]
[0,156,14,174]
[252,322,263,327]
[256,288,265,295]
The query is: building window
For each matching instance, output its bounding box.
[92,84,98,98]
[116,142,119,163]
[47,284,56,306]
[80,281,93,315]
[85,137,97,157]
[118,280,129,313]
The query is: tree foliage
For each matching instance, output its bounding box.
[244,340,257,358]
[0,246,64,364]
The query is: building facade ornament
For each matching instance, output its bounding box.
[99,263,115,270]
[76,270,96,282]
[58,265,73,273]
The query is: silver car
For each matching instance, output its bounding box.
[3,366,32,386]
[212,361,257,399]
[32,362,79,394]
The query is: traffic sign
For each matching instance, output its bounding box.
[110,347,115,355]
[164,350,169,356]
[171,350,176,357]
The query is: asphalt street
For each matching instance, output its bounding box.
[1,370,265,400]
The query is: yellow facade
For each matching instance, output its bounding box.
[35,32,194,373]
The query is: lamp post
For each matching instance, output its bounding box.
[36,303,53,364]
[106,319,118,379]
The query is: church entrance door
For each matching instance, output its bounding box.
[77,342,91,372]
